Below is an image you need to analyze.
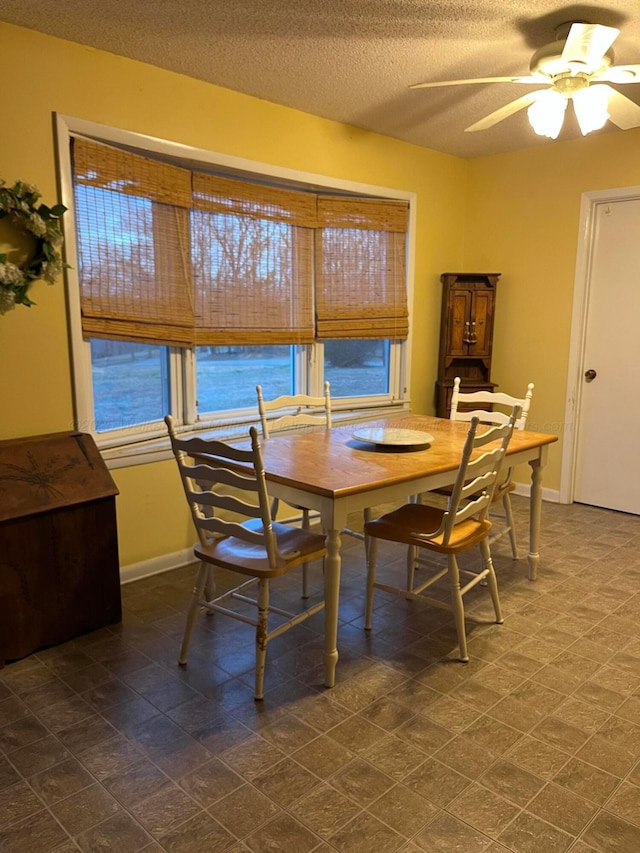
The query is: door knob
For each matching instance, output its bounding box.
[584,369,597,382]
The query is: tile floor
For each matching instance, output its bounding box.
[2,496,640,852]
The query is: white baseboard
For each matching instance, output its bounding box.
[120,547,194,585]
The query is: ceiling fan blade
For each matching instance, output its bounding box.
[410,75,543,90]
[561,23,619,71]
[594,64,640,84]
[465,90,548,132]
[598,85,640,129]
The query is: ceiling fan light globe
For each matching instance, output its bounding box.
[573,86,610,135]
[528,90,567,138]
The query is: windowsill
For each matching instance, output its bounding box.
[100,401,412,469]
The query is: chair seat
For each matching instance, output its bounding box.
[365,502,492,554]
[195,520,326,577]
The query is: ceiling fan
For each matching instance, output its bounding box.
[411,22,640,138]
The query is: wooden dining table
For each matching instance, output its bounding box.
[242,413,557,688]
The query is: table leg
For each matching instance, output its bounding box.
[528,458,543,581]
[323,527,342,688]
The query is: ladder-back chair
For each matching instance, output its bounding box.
[448,377,534,558]
[256,382,331,598]
[165,416,326,700]
[257,382,332,438]
[364,408,520,663]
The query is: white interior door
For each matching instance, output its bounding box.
[573,197,640,514]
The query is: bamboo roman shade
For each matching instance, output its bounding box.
[315,197,409,340]
[191,173,314,345]
[73,138,195,346]
[72,138,409,348]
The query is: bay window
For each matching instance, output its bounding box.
[62,122,412,452]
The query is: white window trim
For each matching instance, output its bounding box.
[55,114,416,467]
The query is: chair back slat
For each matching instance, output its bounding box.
[458,469,495,506]
[173,434,257,465]
[165,416,279,565]
[257,382,332,438]
[196,515,267,545]
[451,489,492,526]
[471,420,518,448]
[187,488,262,519]
[450,377,534,431]
[454,407,513,426]
[181,462,261,495]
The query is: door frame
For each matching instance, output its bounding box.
[560,184,640,504]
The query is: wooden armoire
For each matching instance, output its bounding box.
[435,272,500,418]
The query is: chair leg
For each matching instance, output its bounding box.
[204,564,216,603]
[179,561,208,666]
[447,554,468,663]
[480,539,503,624]
[407,495,423,593]
[363,507,372,562]
[503,493,518,559]
[364,536,378,631]
[301,509,310,599]
[255,579,269,701]
[406,544,417,594]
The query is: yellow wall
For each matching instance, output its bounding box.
[0,23,467,567]
[465,131,640,487]
[6,23,640,567]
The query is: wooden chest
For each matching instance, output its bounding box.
[0,431,121,663]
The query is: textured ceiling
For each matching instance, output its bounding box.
[2,1,640,158]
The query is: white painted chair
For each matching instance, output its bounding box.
[256,382,331,598]
[257,382,332,438]
[448,377,534,558]
[364,408,520,663]
[165,416,326,700]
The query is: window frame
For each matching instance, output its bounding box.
[56,114,416,466]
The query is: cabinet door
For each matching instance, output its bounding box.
[469,289,493,357]
[447,289,472,356]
